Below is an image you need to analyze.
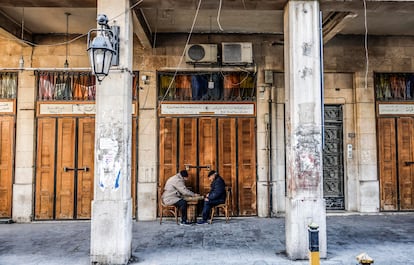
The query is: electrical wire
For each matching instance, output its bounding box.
[158,0,202,104]
[217,0,224,31]
[0,0,145,48]
[363,0,369,90]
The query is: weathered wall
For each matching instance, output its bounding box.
[2,32,414,221]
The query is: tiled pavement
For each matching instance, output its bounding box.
[0,213,413,265]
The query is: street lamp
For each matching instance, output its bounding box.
[87,14,119,83]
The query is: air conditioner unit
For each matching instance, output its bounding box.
[222,42,253,65]
[185,44,218,63]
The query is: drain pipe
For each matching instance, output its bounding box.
[265,110,271,217]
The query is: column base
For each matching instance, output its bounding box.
[12,183,33,223]
[90,199,132,264]
[285,197,327,260]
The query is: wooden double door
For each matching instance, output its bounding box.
[0,116,15,218]
[35,117,95,219]
[378,117,414,211]
[35,116,138,220]
[159,117,257,216]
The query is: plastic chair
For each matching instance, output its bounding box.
[209,186,232,224]
[158,186,178,224]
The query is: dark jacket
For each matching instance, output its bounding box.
[208,175,226,205]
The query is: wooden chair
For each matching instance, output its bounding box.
[158,186,179,224]
[209,186,232,224]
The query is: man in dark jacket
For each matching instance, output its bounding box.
[197,170,226,224]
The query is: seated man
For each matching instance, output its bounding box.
[197,170,226,224]
[162,170,197,225]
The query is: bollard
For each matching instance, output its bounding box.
[308,223,320,265]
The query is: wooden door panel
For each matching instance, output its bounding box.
[159,118,178,189]
[55,118,76,219]
[199,118,217,195]
[0,116,14,218]
[378,118,398,210]
[397,117,414,210]
[35,118,56,219]
[159,116,257,216]
[76,118,95,219]
[218,118,236,214]
[238,118,257,215]
[179,118,197,191]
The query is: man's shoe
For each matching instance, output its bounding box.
[180,221,192,226]
[197,220,208,225]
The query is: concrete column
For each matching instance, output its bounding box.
[13,71,36,223]
[257,70,271,217]
[90,0,133,264]
[137,70,158,221]
[284,0,326,259]
[271,73,286,215]
[354,72,379,212]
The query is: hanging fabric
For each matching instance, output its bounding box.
[191,74,208,100]
[73,73,83,100]
[206,73,222,100]
[159,75,175,100]
[175,75,191,100]
[63,72,73,100]
[223,73,240,100]
[87,74,96,100]
[54,73,65,100]
[240,73,255,100]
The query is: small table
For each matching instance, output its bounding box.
[184,195,204,223]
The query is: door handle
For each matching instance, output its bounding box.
[405,161,414,166]
[63,167,75,172]
[78,166,89,172]
[63,166,89,172]
[184,164,211,171]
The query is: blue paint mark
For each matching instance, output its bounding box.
[114,170,120,189]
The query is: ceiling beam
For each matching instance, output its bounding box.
[132,8,153,49]
[133,0,288,10]
[322,12,357,44]
[0,0,96,8]
[0,9,32,45]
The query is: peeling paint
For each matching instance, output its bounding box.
[302,42,312,56]
[291,103,322,191]
[96,113,124,192]
[294,123,322,191]
[299,67,313,79]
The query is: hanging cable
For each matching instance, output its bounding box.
[159,0,202,104]
[363,0,369,90]
[19,7,25,69]
[217,0,224,31]
[64,12,70,68]
[0,0,145,48]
